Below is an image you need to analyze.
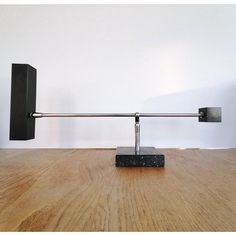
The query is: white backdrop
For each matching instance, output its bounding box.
[0,5,236,148]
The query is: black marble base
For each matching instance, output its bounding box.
[116,147,165,167]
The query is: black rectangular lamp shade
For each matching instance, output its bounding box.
[10,64,37,140]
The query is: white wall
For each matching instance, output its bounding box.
[0,5,236,148]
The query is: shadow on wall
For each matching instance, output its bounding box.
[38,83,236,148]
[37,88,132,148]
[38,90,79,148]
[141,83,236,148]
[0,75,11,147]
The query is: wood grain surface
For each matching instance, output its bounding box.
[0,148,235,231]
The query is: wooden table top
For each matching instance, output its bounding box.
[0,148,235,231]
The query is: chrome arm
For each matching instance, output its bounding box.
[31,112,203,118]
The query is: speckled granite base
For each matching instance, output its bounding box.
[116,147,165,167]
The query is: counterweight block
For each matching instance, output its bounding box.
[199,107,222,122]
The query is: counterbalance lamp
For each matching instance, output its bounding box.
[9,64,222,167]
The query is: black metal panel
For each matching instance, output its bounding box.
[116,147,165,167]
[10,64,37,140]
[199,107,221,122]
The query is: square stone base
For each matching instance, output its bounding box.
[116,147,165,167]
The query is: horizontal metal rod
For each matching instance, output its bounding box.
[32,112,203,118]
[32,113,134,118]
[140,113,202,117]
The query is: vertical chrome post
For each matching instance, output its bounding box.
[135,112,140,155]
